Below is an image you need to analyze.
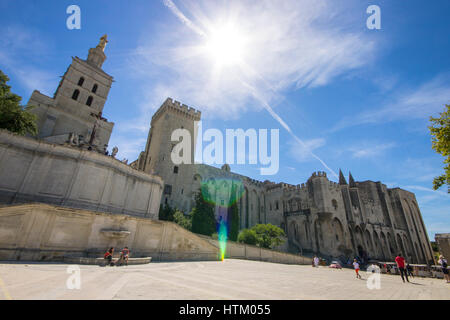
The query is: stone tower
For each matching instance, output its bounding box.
[27,35,114,152]
[137,98,201,208]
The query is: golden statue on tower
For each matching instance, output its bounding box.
[97,34,108,51]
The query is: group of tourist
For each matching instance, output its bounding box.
[438,255,449,283]
[313,253,449,284]
[104,247,130,266]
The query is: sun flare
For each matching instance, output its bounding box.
[204,24,246,67]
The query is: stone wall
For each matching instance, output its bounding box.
[0,204,219,262]
[435,233,450,261]
[199,235,312,265]
[0,130,163,218]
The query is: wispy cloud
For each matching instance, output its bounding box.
[107,136,147,163]
[332,74,450,132]
[393,157,446,186]
[289,138,326,163]
[130,0,376,118]
[124,0,376,177]
[403,185,449,197]
[349,142,396,159]
[0,25,56,95]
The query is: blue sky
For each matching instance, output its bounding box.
[0,0,449,239]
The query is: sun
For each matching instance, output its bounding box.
[204,24,246,67]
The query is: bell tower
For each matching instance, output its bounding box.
[87,34,108,68]
[28,35,115,152]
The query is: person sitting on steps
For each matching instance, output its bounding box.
[104,247,114,266]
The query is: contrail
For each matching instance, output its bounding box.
[162,0,338,179]
[162,0,207,37]
[241,80,338,179]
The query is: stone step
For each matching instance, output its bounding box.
[63,257,152,266]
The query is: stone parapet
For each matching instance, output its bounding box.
[0,130,163,218]
[0,204,220,262]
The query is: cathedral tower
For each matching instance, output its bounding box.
[27,35,114,151]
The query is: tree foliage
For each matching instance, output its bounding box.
[0,70,37,136]
[191,189,216,236]
[229,202,240,242]
[237,229,258,246]
[429,104,450,192]
[173,210,192,231]
[159,204,175,222]
[238,224,285,249]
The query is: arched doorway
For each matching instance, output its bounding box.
[365,230,374,256]
[372,231,382,260]
[314,220,323,253]
[332,218,345,254]
[387,232,397,259]
[380,232,389,261]
[396,234,406,256]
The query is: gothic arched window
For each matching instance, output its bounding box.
[72,89,80,101]
[86,96,93,106]
[332,199,338,210]
[78,77,85,86]
[92,84,98,93]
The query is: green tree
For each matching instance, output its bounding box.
[237,229,258,246]
[238,224,285,248]
[429,105,450,192]
[173,210,192,231]
[229,201,239,241]
[227,183,240,242]
[251,224,285,249]
[159,204,175,222]
[191,189,216,236]
[0,70,37,136]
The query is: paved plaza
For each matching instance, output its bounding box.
[0,259,448,300]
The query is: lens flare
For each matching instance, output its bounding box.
[218,219,228,261]
[198,178,243,261]
[200,178,245,208]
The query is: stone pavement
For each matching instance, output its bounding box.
[0,259,448,300]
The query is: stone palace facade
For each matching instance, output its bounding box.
[133,98,435,265]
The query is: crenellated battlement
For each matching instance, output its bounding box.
[244,177,265,187]
[151,97,202,124]
[308,171,329,181]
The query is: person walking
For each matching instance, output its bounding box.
[104,247,114,266]
[406,263,414,278]
[353,259,362,279]
[438,255,449,283]
[395,253,409,283]
[313,256,320,268]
